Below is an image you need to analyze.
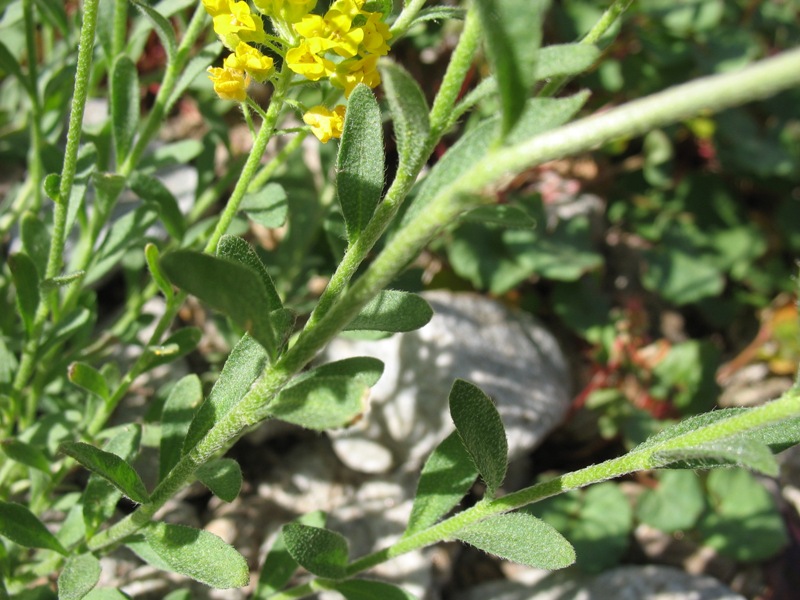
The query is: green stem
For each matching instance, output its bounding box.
[538,0,634,98]
[112,0,128,59]
[11,0,99,423]
[389,0,428,39]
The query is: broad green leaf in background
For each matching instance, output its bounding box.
[130,0,177,61]
[534,44,600,80]
[160,250,278,356]
[698,468,788,562]
[58,553,102,600]
[282,523,349,580]
[506,92,591,144]
[460,205,536,228]
[196,458,242,502]
[110,55,139,166]
[0,500,68,555]
[129,172,186,241]
[240,183,289,229]
[159,374,203,481]
[141,327,202,372]
[128,522,249,589]
[636,470,705,532]
[332,579,418,600]
[8,252,39,336]
[183,334,268,455]
[448,380,507,497]
[65,143,98,233]
[21,212,50,274]
[474,0,549,137]
[254,511,326,598]
[405,431,478,537]
[60,442,149,504]
[0,39,34,97]
[344,290,433,332]
[0,439,51,473]
[68,362,110,403]
[336,84,384,243]
[455,512,575,569]
[217,235,282,310]
[380,60,430,171]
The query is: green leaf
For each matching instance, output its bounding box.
[159,374,203,481]
[83,590,130,600]
[68,362,110,402]
[255,511,326,598]
[0,439,51,473]
[0,39,34,97]
[652,437,779,476]
[87,203,159,284]
[345,290,433,333]
[145,243,174,300]
[129,522,249,589]
[9,252,39,336]
[405,431,477,537]
[337,84,384,243]
[160,250,278,357]
[409,6,466,25]
[455,512,575,569]
[534,44,600,80]
[698,468,788,562]
[507,92,591,145]
[292,356,384,387]
[21,212,50,275]
[183,334,268,454]
[380,60,430,171]
[58,553,101,600]
[282,523,349,579]
[461,205,536,228]
[636,470,705,533]
[217,235,282,310]
[268,376,370,430]
[60,442,149,504]
[449,380,507,496]
[196,458,242,502]
[332,579,418,600]
[129,172,186,241]
[141,327,202,372]
[44,172,62,202]
[0,500,67,555]
[167,42,224,109]
[130,0,176,61]
[240,183,289,229]
[40,270,86,291]
[32,0,69,33]
[474,0,549,137]
[110,55,139,165]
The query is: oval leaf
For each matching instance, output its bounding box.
[1,439,51,473]
[60,442,149,504]
[380,60,430,171]
[240,183,289,229]
[345,290,433,332]
[455,512,575,569]
[337,84,384,243]
[195,458,242,502]
[110,55,139,165]
[449,380,508,496]
[9,252,39,336]
[129,172,186,241]
[282,523,348,579]
[68,362,110,402]
[217,235,282,310]
[58,553,101,600]
[405,431,477,537]
[159,374,203,481]
[296,356,384,388]
[135,522,249,589]
[0,500,67,555]
[652,437,779,477]
[535,44,600,80]
[269,376,369,430]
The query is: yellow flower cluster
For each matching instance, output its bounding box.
[202,0,392,142]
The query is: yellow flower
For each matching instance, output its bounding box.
[329,0,363,18]
[224,42,275,82]
[202,0,230,17]
[212,0,267,47]
[331,54,380,97]
[357,12,391,56]
[253,0,317,23]
[303,105,346,142]
[286,39,336,81]
[207,66,249,102]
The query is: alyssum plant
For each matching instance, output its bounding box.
[1,0,800,597]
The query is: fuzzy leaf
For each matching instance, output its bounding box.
[333,579,418,600]
[0,500,67,555]
[380,60,430,171]
[240,183,289,229]
[9,252,39,336]
[196,458,242,502]
[160,250,278,357]
[282,523,349,579]
[110,55,139,165]
[535,44,600,80]
[345,290,433,332]
[507,92,591,145]
[217,235,282,310]
[68,362,110,402]
[455,512,575,569]
[474,0,549,136]
[405,431,477,537]
[58,553,101,600]
[449,380,508,496]
[40,270,86,291]
[337,84,384,243]
[130,0,176,60]
[159,374,203,481]
[269,376,369,430]
[131,522,249,589]
[129,172,186,241]
[652,437,779,476]
[255,511,326,598]
[60,442,149,504]
[183,334,267,454]
[0,439,51,473]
